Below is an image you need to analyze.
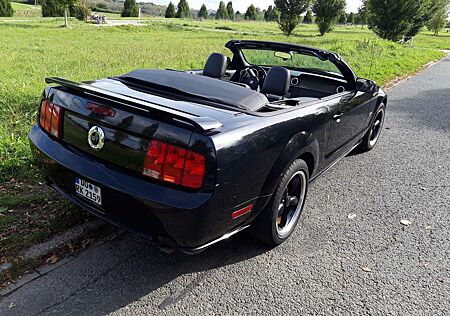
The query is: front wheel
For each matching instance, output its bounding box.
[250,159,309,246]
[358,103,386,152]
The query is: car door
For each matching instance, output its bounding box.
[325,90,373,162]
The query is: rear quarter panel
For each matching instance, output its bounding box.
[212,102,331,215]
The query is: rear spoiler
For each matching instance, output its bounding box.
[45,77,223,132]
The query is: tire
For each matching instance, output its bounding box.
[358,103,386,152]
[250,159,309,246]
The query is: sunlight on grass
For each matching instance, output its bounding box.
[0,18,448,179]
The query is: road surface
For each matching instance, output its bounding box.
[1,55,449,315]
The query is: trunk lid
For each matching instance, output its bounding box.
[45,78,224,191]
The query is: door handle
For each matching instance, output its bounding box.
[333,112,344,121]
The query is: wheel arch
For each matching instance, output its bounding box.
[258,131,319,200]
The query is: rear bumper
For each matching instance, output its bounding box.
[29,125,250,251]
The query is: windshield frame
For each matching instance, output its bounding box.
[225,40,357,87]
[239,47,345,79]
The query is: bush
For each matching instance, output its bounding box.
[0,0,14,17]
[121,0,138,17]
[41,0,66,17]
[70,0,90,21]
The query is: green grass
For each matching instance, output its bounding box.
[10,2,41,18]
[0,18,449,180]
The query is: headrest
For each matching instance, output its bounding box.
[203,53,228,79]
[261,67,291,97]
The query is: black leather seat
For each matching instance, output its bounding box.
[261,66,291,102]
[203,53,228,79]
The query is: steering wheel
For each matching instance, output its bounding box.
[239,66,267,91]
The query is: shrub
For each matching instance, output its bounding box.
[41,0,66,17]
[121,0,138,17]
[0,0,14,17]
[70,0,90,21]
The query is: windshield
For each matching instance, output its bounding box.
[241,49,342,77]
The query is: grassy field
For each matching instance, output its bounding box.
[1,5,450,180]
[10,2,42,18]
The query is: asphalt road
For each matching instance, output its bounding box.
[1,56,449,316]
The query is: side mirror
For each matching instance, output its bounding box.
[356,78,378,93]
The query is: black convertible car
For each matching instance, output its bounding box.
[29,40,386,254]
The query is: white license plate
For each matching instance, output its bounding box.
[75,177,102,206]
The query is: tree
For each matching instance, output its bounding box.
[338,13,347,24]
[274,0,311,36]
[69,0,90,21]
[198,3,207,19]
[216,1,228,19]
[165,1,176,18]
[313,0,346,36]
[245,4,257,20]
[367,0,445,41]
[347,12,354,24]
[264,5,279,22]
[176,0,189,18]
[41,0,66,17]
[227,1,234,20]
[405,0,448,37]
[0,0,14,17]
[357,1,367,27]
[427,0,450,35]
[303,10,313,23]
[122,0,138,17]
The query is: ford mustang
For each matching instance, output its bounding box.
[29,40,387,254]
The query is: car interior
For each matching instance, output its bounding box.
[117,45,354,114]
[199,51,352,111]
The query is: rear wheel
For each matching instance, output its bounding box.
[358,103,386,152]
[251,159,309,246]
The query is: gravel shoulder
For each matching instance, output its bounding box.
[1,56,449,316]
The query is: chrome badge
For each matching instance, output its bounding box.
[88,126,105,151]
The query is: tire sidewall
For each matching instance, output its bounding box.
[365,103,386,151]
[269,159,309,245]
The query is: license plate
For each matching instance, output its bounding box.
[75,177,102,206]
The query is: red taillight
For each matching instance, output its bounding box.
[39,100,63,138]
[182,150,206,189]
[163,145,187,184]
[143,140,206,189]
[143,140,167,179]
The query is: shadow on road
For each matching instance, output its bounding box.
[12,230,272,314]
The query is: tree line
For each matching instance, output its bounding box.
[1,0,448,37]
[162,0,449,38]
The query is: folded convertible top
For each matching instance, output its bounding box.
[119,69,269,112]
